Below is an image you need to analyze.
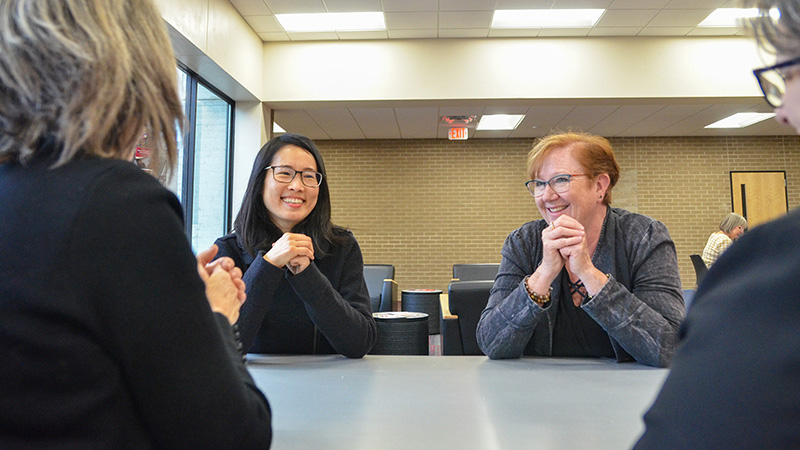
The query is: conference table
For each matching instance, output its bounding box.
[246,355,668,450]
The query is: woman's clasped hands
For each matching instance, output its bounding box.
[197,244,247,325]
[264,232,315,275]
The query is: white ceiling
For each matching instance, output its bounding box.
[228,0,792,139]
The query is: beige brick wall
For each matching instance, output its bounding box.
[318,136,800,292]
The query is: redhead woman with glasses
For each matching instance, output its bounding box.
[476,132,684,368]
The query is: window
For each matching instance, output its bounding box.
[173,66,234,251]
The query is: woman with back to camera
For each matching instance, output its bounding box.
[634,1,800,447]
[701,212,747,268]
[0,0,271,448]
[476,132,684,368]
[214,133,376,358]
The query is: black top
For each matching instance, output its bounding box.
[551,273,615,358]
[634,207,800,449]
[0,156,271,449]
[214,231,376,358]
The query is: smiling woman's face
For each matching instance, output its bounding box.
[262,145,319,233]
[534,144,606,227]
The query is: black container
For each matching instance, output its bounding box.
[401,289,442,334]
[370,312,429,355]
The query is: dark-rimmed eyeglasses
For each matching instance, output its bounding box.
[753,56,800,108]
[264,165,323,187]
[525,173,588,197]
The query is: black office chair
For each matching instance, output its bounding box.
[363,264,397,312]
[689,254,708,286]
[440,280,493,355]
[452,263,500,281]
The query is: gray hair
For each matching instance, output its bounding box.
[0,0,183,177]
[741,0,800,56]
[719,213,748,234]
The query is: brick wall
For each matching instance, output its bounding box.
[317,136,800,291]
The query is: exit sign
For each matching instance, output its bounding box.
[448,127,468,140]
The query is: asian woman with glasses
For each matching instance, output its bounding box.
[476,132,684,368]
[635,1,800,448]
[213,134,376,358]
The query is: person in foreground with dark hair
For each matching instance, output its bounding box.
[0,0,271,448]
[634,1,800,448]
[214,133,376,358]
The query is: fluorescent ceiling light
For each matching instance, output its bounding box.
[699,8,779,27]
[705,112,775,128]
[273,122,286,133]
[276,12,385,33]
[492,9,604,29]
[477,114,525,131]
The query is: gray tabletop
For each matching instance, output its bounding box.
[246,355,668,450]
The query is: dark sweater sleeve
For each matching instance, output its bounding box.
[286,236,377,358]
[69,165,271,449]
[213,239,285,352]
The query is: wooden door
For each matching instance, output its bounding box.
[730,171,788,228]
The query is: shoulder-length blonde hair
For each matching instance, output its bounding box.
[526,131,620,205]
[0,0,183,177]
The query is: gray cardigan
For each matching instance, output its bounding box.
[476,207,684,367]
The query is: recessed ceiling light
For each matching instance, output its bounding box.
[492,9,604,29]
[699,8,779,27]
[705,112,775,128]
[477,114,525,131]
[273,122,286,133]
[276,12,385,33]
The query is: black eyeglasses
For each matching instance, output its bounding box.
[753,56,800,108]
[264,166,323,187]
[525,173,588,197]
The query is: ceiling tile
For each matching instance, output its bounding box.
[555,105,619,132]
[381,0,438,12]
[589,27,641,36]
[439,11,494,29]
[608,0,669,8]
[243,15,283,33]
[597,9,658,27]
[395,107,440,138]
[496,0,553,8]
[439,0,497,11]
[273,110,330,139]
[264,0,326,14]
[287,31,340,40]
[323,0,382,12]
[637,26,693,35]
[664,0,727,8]
[649,9,714,27]
[385,12,439,30]
[552,0,613,8]
[349,108,402,138]
[488,28,542,37]
[337,30,389,39]
[306,109,365,139]
[438,28,490,38]
[387,29,439,38]
[258,32,290,40]
[230,0,272,16]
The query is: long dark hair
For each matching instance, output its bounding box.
[234,133,346,257]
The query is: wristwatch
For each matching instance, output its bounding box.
[523,275,551,307]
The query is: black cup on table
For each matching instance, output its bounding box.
[370,312,429,355]
[401,289,442,334]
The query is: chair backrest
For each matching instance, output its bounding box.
[689,254,708,285]
[447,280,493,355]
[452,263,500,281]
[364,264,395,312]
